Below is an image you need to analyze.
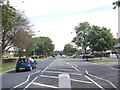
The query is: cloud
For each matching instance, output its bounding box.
[9,0,118,51]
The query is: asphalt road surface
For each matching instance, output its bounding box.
[1,56,119,90]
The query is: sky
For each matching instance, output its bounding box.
[9,0,118,51]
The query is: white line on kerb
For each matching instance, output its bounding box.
[85,75,105,90]
[33,82,58,88]
[85,69,117,89]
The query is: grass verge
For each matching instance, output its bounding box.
[0,62,16,73]
[88,59,118,62]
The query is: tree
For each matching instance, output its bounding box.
[12,30,34,58]
[33,37,54,56]
[63,44,77,55]
[72,22,91,53]
[87,25,117,59]
[113,0,120,9]
[1,3,32,56]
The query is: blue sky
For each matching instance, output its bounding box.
[30,5,112,23]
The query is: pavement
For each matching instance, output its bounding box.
[1,56,119,89]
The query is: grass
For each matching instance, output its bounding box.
[0,62,16,73]
[89,59,118,62]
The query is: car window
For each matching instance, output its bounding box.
[18,58,28,62]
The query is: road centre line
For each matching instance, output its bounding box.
[32,82,58,88]
[85,69,117,89]
[45,71,82,75]
[11,70,41,89]
[40,59,56,75]
[85,75,105,90]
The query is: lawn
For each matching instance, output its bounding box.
[88,59,118,62]
[0,62,16,73]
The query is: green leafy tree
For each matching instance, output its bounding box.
[63,44,77,55]
[1,4,32,56]
[72,22,91,53]
[33,37,54,56]
[113,0,120,9]
[87,25,117,59]
[12,30,34,58]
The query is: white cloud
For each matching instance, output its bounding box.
[9,0,118,51]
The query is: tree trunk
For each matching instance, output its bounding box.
[100,51,103,60]
[18,48,22,59]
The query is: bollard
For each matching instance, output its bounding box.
[58,73,71,90]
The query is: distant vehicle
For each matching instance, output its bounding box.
[61,55,65,58]
[15,57,37,72]
[72,55,80,58]
[52,55,55,57]
[72,54,83,58]
[82,54,95,59]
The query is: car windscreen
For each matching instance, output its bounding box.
[18,58,28,63]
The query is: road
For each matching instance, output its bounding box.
[2,56,119,89]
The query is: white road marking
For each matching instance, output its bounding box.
[85,69,117,89]
[71,79,92,84]
[72,66,79,71]
[40,74,92,84]
[23,59,56,89]
[49,68,75,72]
[32,82,58,88]
[41,75,58,79]
[91,63,98,65]
[11,70,41,89]
[24,76,38,90]
[45,71,82,75]
[110,67,119,70]
[85,75,105,90]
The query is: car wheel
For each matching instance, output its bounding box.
[35,64,37,68]
[29,66,32,71]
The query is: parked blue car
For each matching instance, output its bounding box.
[15,57,37,72]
